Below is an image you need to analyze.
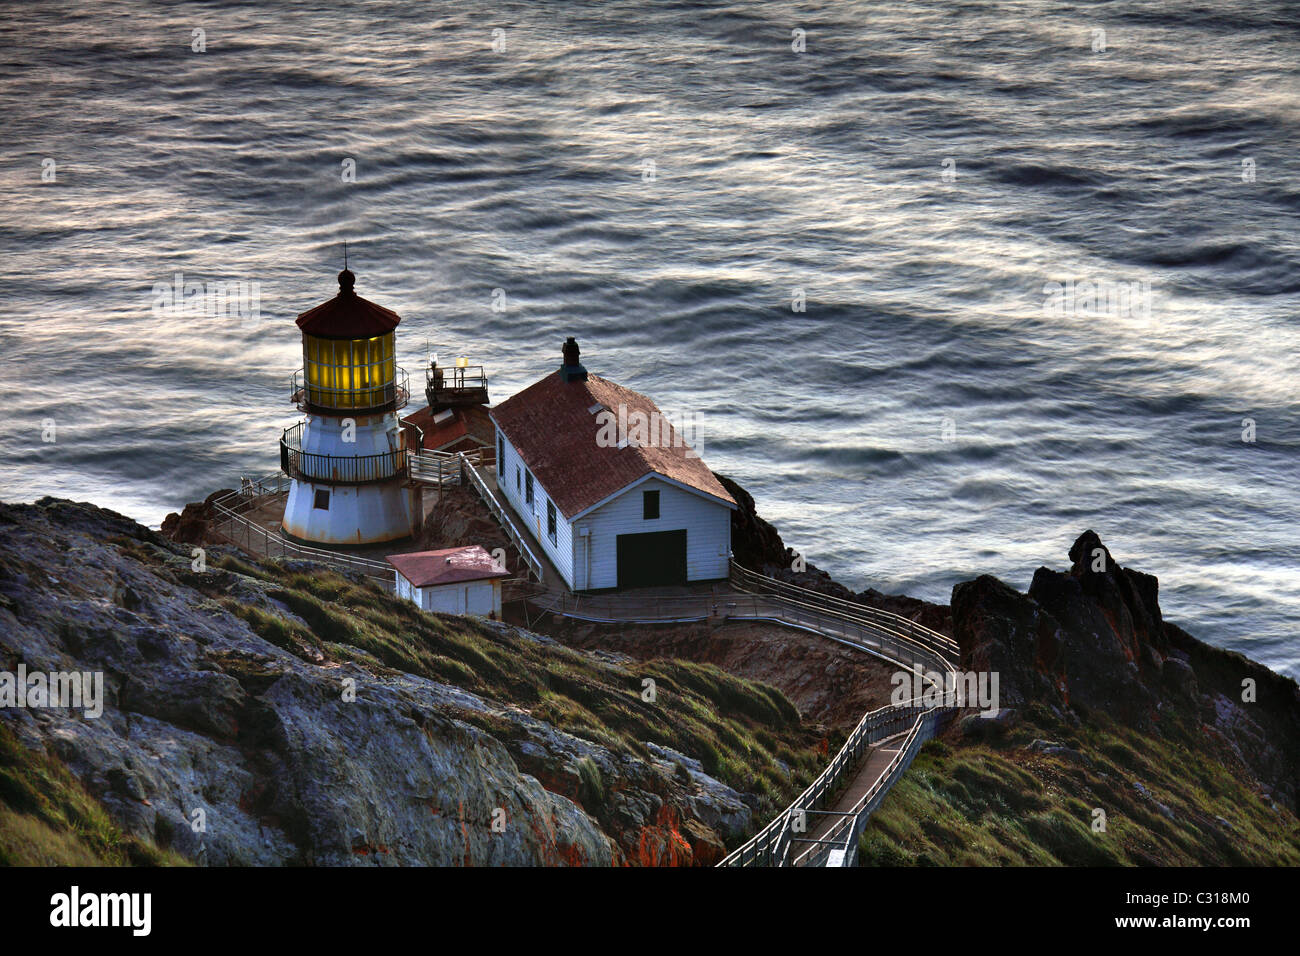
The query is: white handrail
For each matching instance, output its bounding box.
[729,561,960,657]
[714,566,961,867]
[208,474,393,583]
[533,573,962,868]
[457,453,545,584]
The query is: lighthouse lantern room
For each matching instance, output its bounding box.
[280,268,416,546]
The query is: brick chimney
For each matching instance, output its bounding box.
[559,336,588,383]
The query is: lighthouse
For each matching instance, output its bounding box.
[280,267,415,546]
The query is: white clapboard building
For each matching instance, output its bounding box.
[387,546,509,617]
[490,338,736,592]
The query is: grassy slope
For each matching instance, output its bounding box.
[146,547,829,841]
[3,532,829,864]
[860,702,1300,866]
[11,530,1294,867]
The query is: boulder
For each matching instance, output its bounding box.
[160,489,235,545]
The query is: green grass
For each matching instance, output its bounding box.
[858,705,1300,866]
[163,553,826,841]
[0,722,187,867]
[576,757,605,811]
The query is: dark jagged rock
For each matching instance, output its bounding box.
[1161,656,1198,701]
[952,574,1067,711]
[714,473,792,571]
[160,489,234,545]
[951,529,1300,812]
[1025,566,1158,725]
[1165,620,1300,813]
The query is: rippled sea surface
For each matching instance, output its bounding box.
[1,1,1296,675]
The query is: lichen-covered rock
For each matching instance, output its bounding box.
[0,498,768,865]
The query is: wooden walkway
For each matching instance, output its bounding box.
[788,734,906,866]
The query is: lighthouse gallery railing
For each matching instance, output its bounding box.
[279,422,408,485]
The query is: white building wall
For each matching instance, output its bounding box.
[395,573,502,618]
[285,479,412,545]
[494,426,576,590]
[576,476,732,590]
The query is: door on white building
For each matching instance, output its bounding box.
[616,530,688,588]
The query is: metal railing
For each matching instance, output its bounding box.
[718,696,956,867]
[457,453,545,584]
[728,561,960,661]
[793,705,955,867]
[540,582,955,674]
[426,363,490,407]
[208,473,394,584]
[724,699,931,868]
[291,367,410,414]
[542,589,717,623]
[526,560,962,867]
[715,595,959,867]
[408,447,482,486]
[280,423,408,485]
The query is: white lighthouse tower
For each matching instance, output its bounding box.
[280,267,415,546]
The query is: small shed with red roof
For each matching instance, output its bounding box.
[386,545,510,617]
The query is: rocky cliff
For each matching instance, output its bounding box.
[722,474,1298,818]
[7,485,1297,868]
[715,474,1298,863]
[0,498,821,866]
[856,532,1299,866]
[952,529,1300,813]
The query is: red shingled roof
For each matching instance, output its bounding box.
[490,371,736,520]
[297,270,401,339]
[402,404,495,451]
[386,546,509,588]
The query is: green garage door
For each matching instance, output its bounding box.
[616,530,688,588]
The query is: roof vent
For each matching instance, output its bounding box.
[559,336,588,383]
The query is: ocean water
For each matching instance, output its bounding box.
[0,1,1296,676]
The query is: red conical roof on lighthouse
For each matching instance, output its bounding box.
[296,269,401,338]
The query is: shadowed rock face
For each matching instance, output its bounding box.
[714,473,791,572]
[952,530,1300,812]
[0,498,759,866]
[159,489,233,546]
[951,574,1066,711]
